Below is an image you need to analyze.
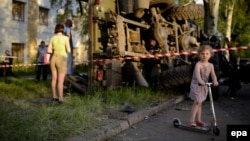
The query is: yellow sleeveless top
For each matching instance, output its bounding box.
[50,35,68,57]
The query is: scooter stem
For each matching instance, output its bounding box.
[206,82,217,126]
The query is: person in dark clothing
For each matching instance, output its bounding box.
[36,41,49,81]
[143,38,161,90]
[3,50,13,77]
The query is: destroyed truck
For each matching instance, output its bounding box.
[74,0,223,98]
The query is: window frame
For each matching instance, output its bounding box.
[39,7,49,26]
[12,0,25,22]
[11,43,25,63]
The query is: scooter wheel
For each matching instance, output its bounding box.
[213,126,220,136]
[173,118,181,128]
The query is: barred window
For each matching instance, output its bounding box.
[39,7,49,26]
[12,1,25,21]
[12,43,24,63]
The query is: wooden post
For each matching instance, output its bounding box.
[88,0,95,92]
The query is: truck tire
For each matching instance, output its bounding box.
[118,0,135,15]
[166,4,204,21]
[160,64,193,89]
[149,0,175,13]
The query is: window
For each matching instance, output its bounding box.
[12,1,25,21]
[39,7,49,25]
[12,43,24,63]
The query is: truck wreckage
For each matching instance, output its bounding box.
[67,0,248,99]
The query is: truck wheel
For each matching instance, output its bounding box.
[160,64,193,90]
[149,0,175,13]
[166,4,204,21]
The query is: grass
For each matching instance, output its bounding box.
[0,75,177,141]
[11,66,37,76]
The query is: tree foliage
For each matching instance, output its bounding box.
[219,0,250,46]
[50,0,89,41]
[218,0,250,57]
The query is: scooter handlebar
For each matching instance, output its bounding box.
[206,82,213,86]
[198,82,213,86]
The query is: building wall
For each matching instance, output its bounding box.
[0,0,85,63]
[0,0,28,61]
[37,0,59,46]
[27,0,39,61]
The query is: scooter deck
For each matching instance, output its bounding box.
[178,123,211,133]
[173,83,220,135]
[173,118,211,134]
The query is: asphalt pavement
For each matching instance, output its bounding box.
[107,84,250,141]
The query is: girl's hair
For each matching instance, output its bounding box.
[54,24,64,33]
[198,44,214,57]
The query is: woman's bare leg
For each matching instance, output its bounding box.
[51,70,58,99]
[57,72,66,101]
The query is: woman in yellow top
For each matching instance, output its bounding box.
[47,24,71,103]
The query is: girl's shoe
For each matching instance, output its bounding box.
[196,121,205,127]
[189,121,197,127]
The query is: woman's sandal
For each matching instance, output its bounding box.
[51,98,59,102]
[189,121,197,127]
[196,121,205,127]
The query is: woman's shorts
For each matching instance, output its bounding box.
[50,54,67,73]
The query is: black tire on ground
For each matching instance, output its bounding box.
[166,4,204,21]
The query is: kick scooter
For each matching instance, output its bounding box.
[173,82,220,136]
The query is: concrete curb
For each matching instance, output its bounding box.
[67,95,185,141]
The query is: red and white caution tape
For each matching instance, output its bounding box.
[1,46,250,68]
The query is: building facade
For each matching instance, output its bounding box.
[0,0,86,64]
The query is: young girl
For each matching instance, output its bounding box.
[189,45,219,127]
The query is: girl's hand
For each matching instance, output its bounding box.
[198,82,206,86]
[213,81,219,87]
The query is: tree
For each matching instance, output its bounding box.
[203,0,220,35]
[219,0,250,57]
[50,0,89,35]
[223,0,235,42]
